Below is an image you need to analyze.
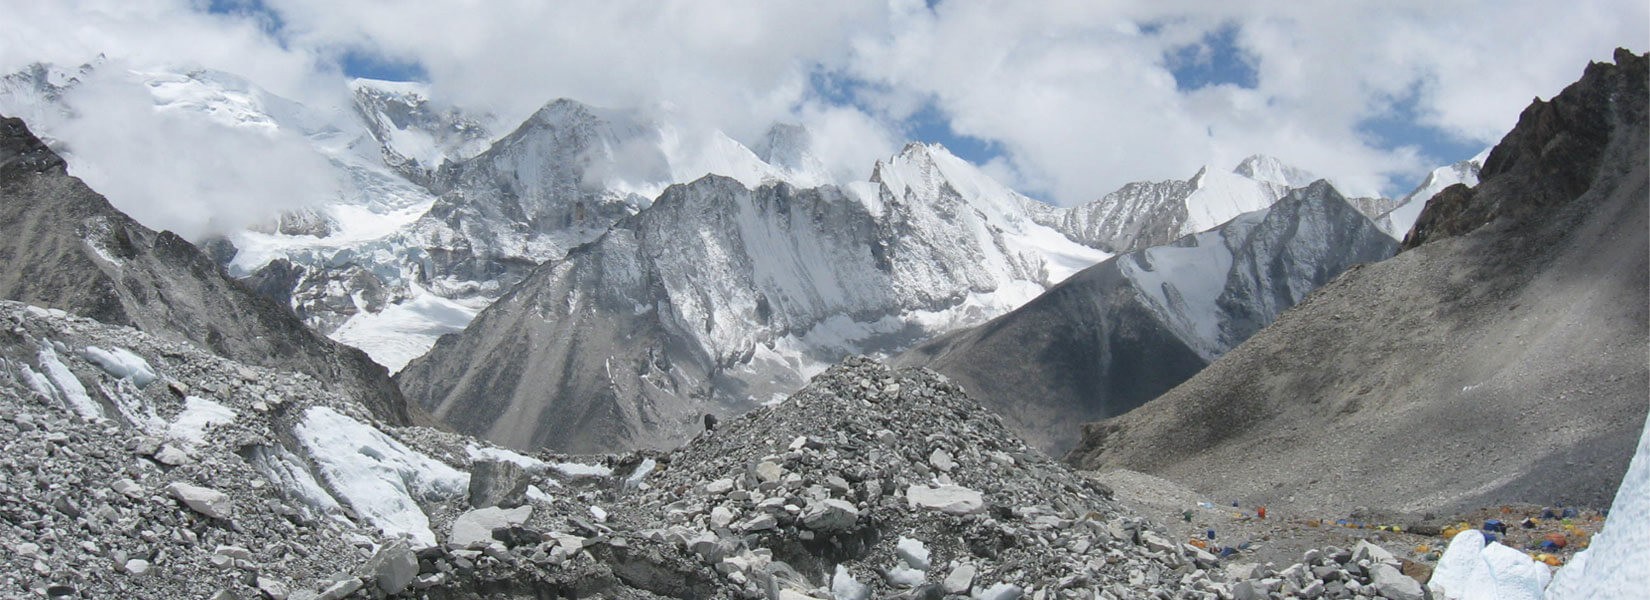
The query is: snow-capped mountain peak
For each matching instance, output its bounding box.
[752,122,832,188]
[1233,153,1318,189]
[349,78,494,184]
[1372,149,1490,239]
[1048,156,1306,254]
[872,142,1035,229]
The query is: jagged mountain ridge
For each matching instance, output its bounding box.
[349,78,496,186]
[0,62,847,372]
[397,142,1115,453]
[896,180,1398,452]
[1041,155,1306,253]
[0,114,410,425]
[1068,50,1650,516]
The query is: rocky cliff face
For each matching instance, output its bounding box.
[350,79,495,186]
[0,115,410,425]
[1068,50,1650,516]
[398,143,1110,454]
[897,181,1397,452]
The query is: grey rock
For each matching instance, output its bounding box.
[1352,540,1396,565]
[1301,579,1325,599]
[313,577,363,600]
[928,449,955,472]
[450,505,532,547]
[1369,563,1425,600]
[166,482,233,519]
[741,514,778,532]
[942,563,976,594]
[1230,580,1263,600]
[752,461,783,484]
[365,540,419,595]
[709,506,736,529]
[122,559,150,575]
[974,582,1023,600]
[467,458,531,509]
[905,484,985,515]
[256,577,290,600]
[800,499,859,533]
[111,478,143,499]
[1139,531,1176,555]
[153,445,191,466]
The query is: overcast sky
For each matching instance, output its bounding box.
[2,0,1645,215]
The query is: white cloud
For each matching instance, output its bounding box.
[841,1,1647,201]
[1,0,1646,216]
[44,64,343,240]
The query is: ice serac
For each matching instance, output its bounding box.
[897,180,1395,452]
[1068,50,1650,516]
[1044,155,1305,253]
[1545,400,1650,598]
[0,114,412,424]
[399,143,1109,453]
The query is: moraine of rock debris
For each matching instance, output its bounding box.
[613,356,1230,599]
[0,300,1428,599]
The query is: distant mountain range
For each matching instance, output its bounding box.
[1,58,1483,454]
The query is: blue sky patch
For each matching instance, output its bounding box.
[808,67,1007,172]
[904,102,1002,168]
[1166,24,1259,91]
[1358,86,1484,166]
[339,50,429,83]
[207,0,426,82]
[206,0,285,40]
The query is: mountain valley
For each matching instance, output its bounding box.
[0,24,1642,600]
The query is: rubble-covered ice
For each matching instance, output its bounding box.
[294,405,468,547]
[81,345,157,387]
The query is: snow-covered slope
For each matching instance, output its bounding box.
[1377,148,1490,239]
[898,180,1397,451]
[752,123,833,188]
[1233,153,1319,188]
[0,62,90,127]
[1045,155,1305,253]
[398,143,1110,453]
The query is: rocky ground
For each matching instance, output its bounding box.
[1090,469,1604,579]
[1,298,1482,599]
